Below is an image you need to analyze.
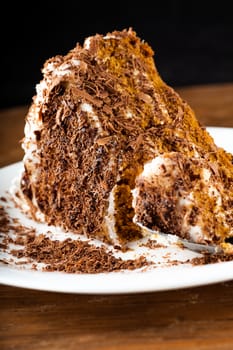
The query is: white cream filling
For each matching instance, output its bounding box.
[103,34,119,40]
[208,185,222,206]
[43,59,80,76]
[125,110,133,119]
[132,155,216,243]
[52,60,80,77]
[202,168,211,182]
[140,155,171,178]
[104,186,119,244]
[179,196,193,206]
[84,37,91,50]
[22,107,42,187]
[188,225,204,242]
[84,33,120,50]
[81,102,103,132]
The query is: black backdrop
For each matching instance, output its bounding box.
[1,0,233,108]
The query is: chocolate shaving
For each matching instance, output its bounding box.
[0,204,150,273]
[11,234,149,274]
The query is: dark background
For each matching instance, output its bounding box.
[1,0,233,109]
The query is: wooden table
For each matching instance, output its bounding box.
[1,83,233,350]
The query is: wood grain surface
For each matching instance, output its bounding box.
[0,83,233,350]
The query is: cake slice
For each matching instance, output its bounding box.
[18,28,233,252]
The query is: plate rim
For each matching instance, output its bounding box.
[1,260,233,294]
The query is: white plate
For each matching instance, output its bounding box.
[0,126,233,294]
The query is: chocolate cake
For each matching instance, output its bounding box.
[18,28,233,252]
